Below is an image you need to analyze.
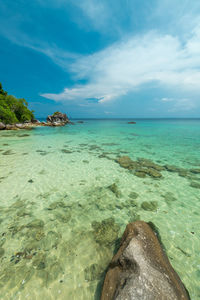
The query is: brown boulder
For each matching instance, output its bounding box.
[0,122,6,130]
[101,221,190,300]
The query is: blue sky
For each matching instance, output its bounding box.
[0,0,200,118]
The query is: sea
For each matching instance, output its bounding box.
[0,118,200,300]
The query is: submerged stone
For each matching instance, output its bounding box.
[26,219,45,228]
[134,171,146,178]
[162,192,177,205]
[128,192,139,199]
[41,231,61,250]
[116,156,139,170]
[2,150,14,155]
[107,183,121,198]
[0,247,5,257]
[92,218,120,246]
[54,210,71,223]
[190,181,200,189]
[190,168,200,174]
[48,201,68,210]
[61,149,72,153]
[84,263,104,281]
[141,201,158,211]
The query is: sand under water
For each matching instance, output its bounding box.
[0,119,200,299]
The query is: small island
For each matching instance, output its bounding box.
[0,83,70,130]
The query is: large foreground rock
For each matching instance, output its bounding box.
[46,112,69,125]
[101,221,190,300]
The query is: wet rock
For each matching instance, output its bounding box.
[141,201,158,211]
[128,192,139,199]
[0,122,6,130]
[92,218,120,246]
[84,263,104,281]
[107,183,121,198]
[190,181,200,189]
[101,221,190,300]
[127,121,136,124]
[6,124,17,130]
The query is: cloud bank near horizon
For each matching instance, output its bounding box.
[41,26,200,110]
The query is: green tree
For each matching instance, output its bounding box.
[0,82,34,124]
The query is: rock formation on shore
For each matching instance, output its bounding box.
[0,112,70,130]
[101,221,190,300]
[46,111,69,126]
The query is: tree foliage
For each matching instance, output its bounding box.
[0,83,34,124]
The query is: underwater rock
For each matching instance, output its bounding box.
[128,192,139,199]
[164,165,180,172]
[178,169,189,177]
[77,120,84,123]
[61,149,72,153]
[17,133,30,137]
[92,218,120,246]
[134,171,146,178]
[162,192,177,205]
[116,156,139,170]
[2,149,14,155]
[48,201,68,210]
[54,210,71,223]
[26,219,45,228]
[141,201,158,211]
[127,121,136,124]
[138,158,165,171]
[84,263,104,281]
[101,221,190,300]
[128,210,140,222]
[107,183,121,198]
[41,231,61,250]
[190,181,200,189]
[0,247,5,257]
[190,168,200,174]
[28,179,34,183]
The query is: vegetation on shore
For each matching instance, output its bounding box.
[0,83,34,124]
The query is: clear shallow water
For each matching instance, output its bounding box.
[0,119,200,300]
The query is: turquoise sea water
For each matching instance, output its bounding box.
[0,119,200,300]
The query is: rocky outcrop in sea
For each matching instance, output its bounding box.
[101,221,190,300]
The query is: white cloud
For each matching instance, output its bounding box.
[42,26,200,107]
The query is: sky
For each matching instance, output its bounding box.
[0,0,200,118]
